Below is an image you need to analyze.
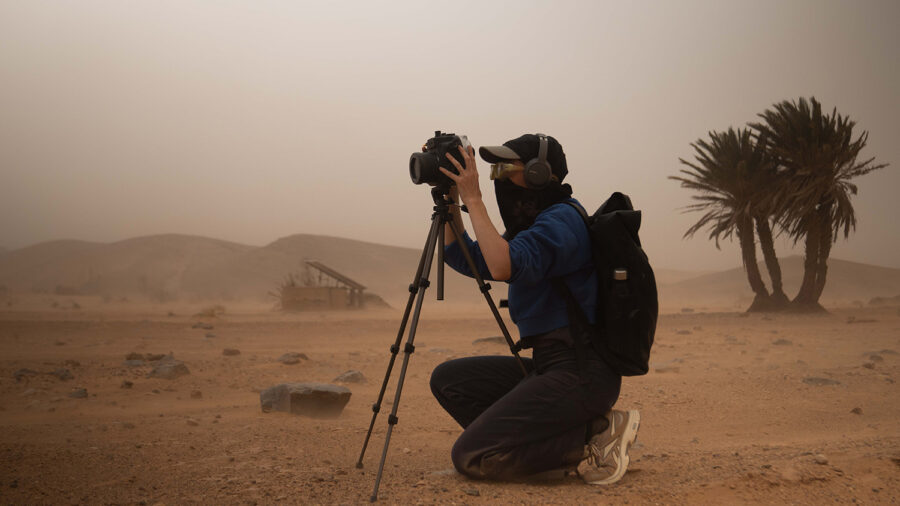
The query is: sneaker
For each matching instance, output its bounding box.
[577,409,641,485]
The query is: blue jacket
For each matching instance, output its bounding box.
[444,198,597,338]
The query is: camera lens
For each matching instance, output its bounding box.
[409,153,434,185]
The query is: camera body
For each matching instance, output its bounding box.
[409,131,471,188]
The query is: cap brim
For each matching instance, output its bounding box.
[479,145,520,163]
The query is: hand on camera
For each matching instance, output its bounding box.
[440,145,481,207]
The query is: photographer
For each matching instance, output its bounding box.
[430,134,640,484]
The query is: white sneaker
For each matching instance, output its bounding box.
[577,409,640,485]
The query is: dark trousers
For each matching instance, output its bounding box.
[429,327,621,480]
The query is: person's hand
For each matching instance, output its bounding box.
[440,145,482,207]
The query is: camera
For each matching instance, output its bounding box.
[409,131,471,188]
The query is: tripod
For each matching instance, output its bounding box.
[356,187,527,502]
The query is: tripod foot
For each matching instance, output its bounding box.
[370,494,378,502]
[356,462,364,469]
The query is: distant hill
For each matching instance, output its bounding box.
[0,233,499,307]
[660,255,900,310]
[3,235,897,311]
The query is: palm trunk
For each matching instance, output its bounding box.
[755,217,789,309]
[792,214,825,312]
[739,218,770,312]
[812,218,833,303]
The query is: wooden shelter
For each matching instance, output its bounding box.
[280,261,367,311]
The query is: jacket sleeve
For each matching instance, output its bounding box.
[443,231,496,281]
[508,203,591,285]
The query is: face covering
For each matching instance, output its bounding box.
[494,179,573,241]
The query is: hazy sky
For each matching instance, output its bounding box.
[1,0,898,270]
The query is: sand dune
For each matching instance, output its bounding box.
[2,235,899,311]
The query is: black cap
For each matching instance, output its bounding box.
[479,133,568,182]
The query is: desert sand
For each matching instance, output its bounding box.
[1,295,898,505]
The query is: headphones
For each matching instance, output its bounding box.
[523,134,555,189]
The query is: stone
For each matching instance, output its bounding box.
[472,336,506,345]
[676,330,692,335]
[850,407,863,415]
[803,377,840,386]
[278,352,308,365]
[49,368,73,381]
[773,339,792,346]
[259,383,351,418]
[121,380,133,389]
[869,354,884,363]
[190,390,203,399]
[462,488,480,497]
[681,307,694,313]
[68,388,88,399]
[125,352,145,361]
[147,358,190,380]
[145,353,166,362]
[862,362,875,369]
[223,348,241,356]
[186,418,199,426]
[13,369,38,382]
[204,333,216,338]
[123,360,145,368]
[813,454,828,465]
[333,370,366,384]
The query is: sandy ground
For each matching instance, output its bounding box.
[0,300,898,505]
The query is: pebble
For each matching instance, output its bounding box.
[223,348,241,356]
[773,339,792,346]
[814,454,828,465]
[186,418,199,426]
[190,390,203,399]
[278,352,308,365]
[850,407,863,415]
[333,370,366,384]
[802,377,840,386]
[121,380,134,389]
[462,488,480,496]
[68,388,88,399]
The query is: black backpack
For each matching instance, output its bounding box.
[555,192,658,376]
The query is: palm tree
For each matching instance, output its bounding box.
[751,97,888,311]
[671,128,780,311]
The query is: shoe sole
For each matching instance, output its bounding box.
[585,410,640,485]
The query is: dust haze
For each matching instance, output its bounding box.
[1,2,899,505]
[1,0,898,271]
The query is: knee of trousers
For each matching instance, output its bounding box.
[450,434,485,479]
[429,361,452,399]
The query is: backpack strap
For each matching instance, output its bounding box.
[551,278,590,384]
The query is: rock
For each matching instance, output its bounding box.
[186,418,199,426]
[147,359,190,380]
[850,407,863,415]
[472,336,506,345]
[880,349,898,355]
[192,322,214,330]
[145,353,166,362]
[654,363,680,373]
[813,454,828,465]
[862,362,875,369]
[773,339,792,346]
[278,352,308,365]
[259,383,351,418]
[121,380,133,389]
[49,368,73,381]
[681,307,694,313]
[869,354,884,363]
[676,330,692,335]
[204,333,216,338]
[68,388,88,399]
[13,369,39,382]
[803,377,840,386]
[190,390,203,399]
[120,422,136,429]
[223,348,241,356]
[125,352,145,361]
[123,360,145,368]
[64,360,80,367]
[462,487,480,497]
[334,370,366,384]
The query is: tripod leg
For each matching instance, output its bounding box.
[356,215,439,469]
[445,216,528,376]
[369,213,442,502]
